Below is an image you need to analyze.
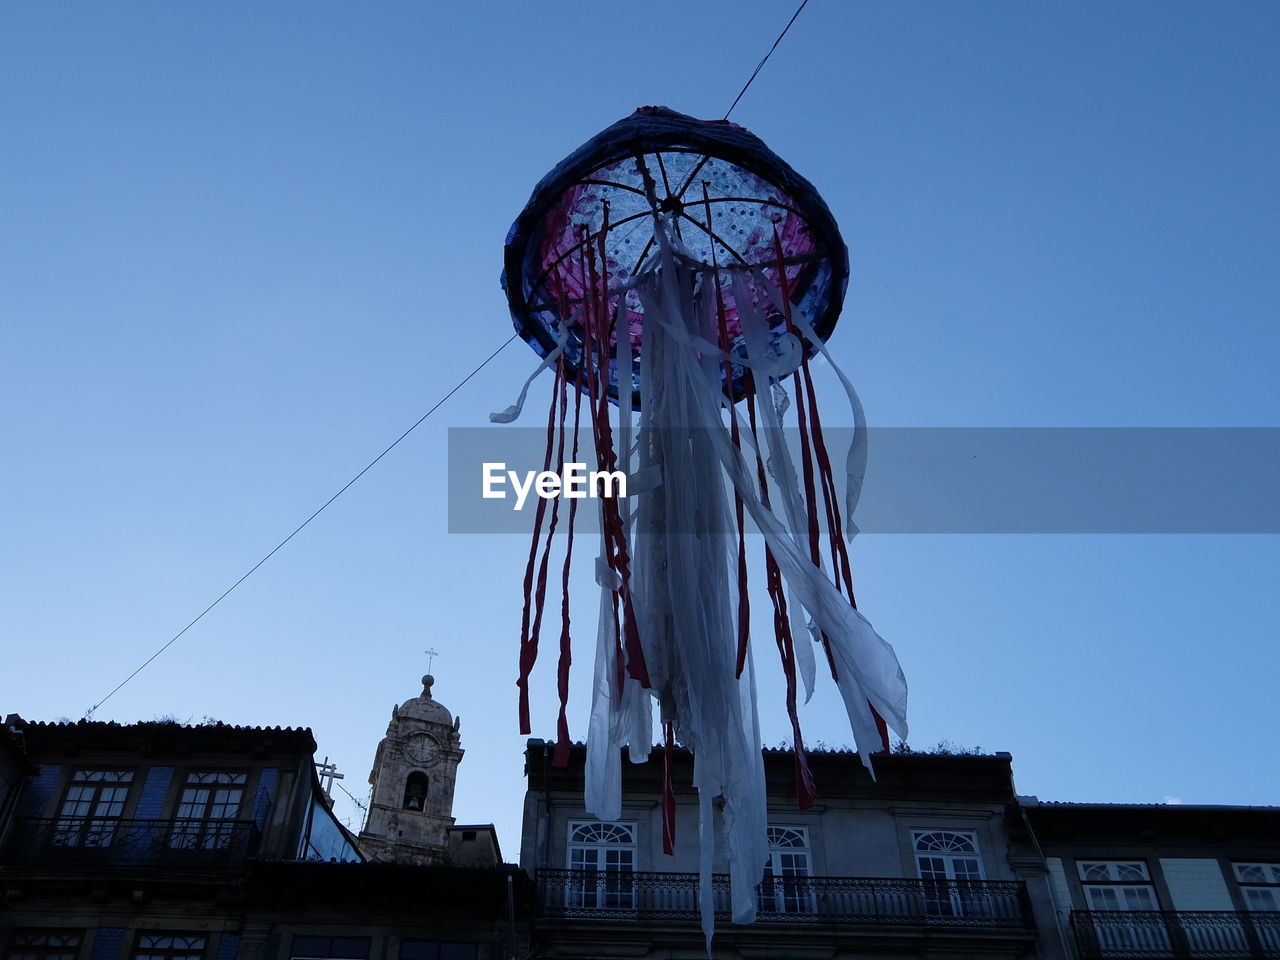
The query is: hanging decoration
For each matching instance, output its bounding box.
[494,106,907,943]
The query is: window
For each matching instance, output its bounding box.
[914,830,985,880]
[760,826,814,915]
[403,772,428,810]
[1234,863,1280,911]
[567,821,635,910]
[400,943,477,960]
[290,938,370,960]
[1233,864,1280,955]
[1078,861,1160,910]
[1076,861,1169,954]
[5,931,82,960]
[53,770,134,847]
[133,936,205,960]
[170,772,246,850]
[913,830,985,917]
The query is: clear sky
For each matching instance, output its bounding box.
[2,2,1277,853]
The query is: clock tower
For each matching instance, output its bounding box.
[358,674,464,864]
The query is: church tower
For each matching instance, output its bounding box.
[358,674,463,865]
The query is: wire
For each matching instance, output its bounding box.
[336,780,369,812]
[83,4,812,720]
[723,0,812,120]
[83,333,519,720]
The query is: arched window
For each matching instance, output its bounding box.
[914,831,978,856]
[760,826,815,915]
[912,830,985,918]
[1235,863,1280,911]
[1077,861,1166,952]
[569,821,635,847]
[403,771,428,810]
[913,830,984,880]
[567,821,636,910]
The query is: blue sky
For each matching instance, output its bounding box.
[2,2,1277,850]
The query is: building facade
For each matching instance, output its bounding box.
[5,702,1277,960]
[358,675,470,867]
[0,682,529,960]
[520,740,1280,960]
[1026,800,1280,960]
[521,741,1053,960]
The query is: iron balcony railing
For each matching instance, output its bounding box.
[2,817,260,868]
[1071,910,1280,959]
[537,869,1031,927]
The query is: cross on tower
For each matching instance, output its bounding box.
[424,648,439,674]
[315,756,344,799]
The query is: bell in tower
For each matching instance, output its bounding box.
[358,673,464,864]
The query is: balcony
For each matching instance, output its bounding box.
[1071,910,1280,959]
[2,818,260,870]
[537,870,1031,927]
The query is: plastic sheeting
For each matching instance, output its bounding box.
[495,108,907,949]
[503,106,848,407]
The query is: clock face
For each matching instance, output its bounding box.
[402,732,442,767]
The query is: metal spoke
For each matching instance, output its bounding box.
[526,209,655,305]
[655,154,674,197]
[675,154,713,200]
[674,211,754,267]
[654,153,684,241]
[691,195,807,218]
[580,178,647,197]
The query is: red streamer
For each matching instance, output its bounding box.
[553,354,584,767]
[746,388,816,809]
[516,357,563,735]
[774,228,890,754]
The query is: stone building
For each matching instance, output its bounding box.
[1025,799,1280,960]
[358,674,482,867]
[521,740,1051,960]
[5,685,1278,960]
[0,678,530,960]
[519,740,1280,960]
